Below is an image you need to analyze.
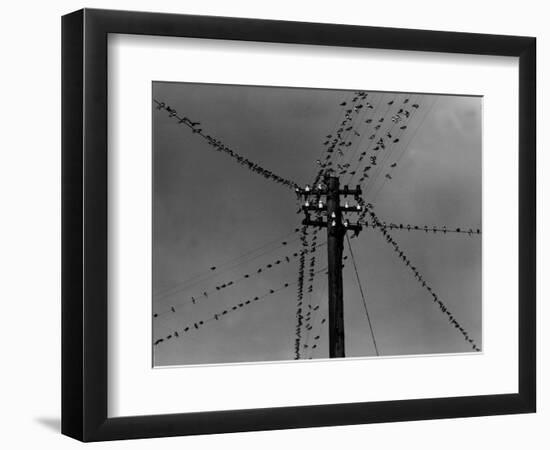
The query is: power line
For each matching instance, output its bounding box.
[294,225,309,359]
[346,234,380,356]
[361,95,422,195]
[154,228,300,298]
[314,91,374,184]
[341,92,387,184]
[326,93,392,180]
[154,99,299,190]
[311,91,354,179]
[153,241,327,318]
[359,220,481,236]
[369,96,438,203]
[366,205,480,352]
[153,266,328,347]
[302,228,321,343]
[342,93,402,183]
[155,234,303,302]
[353,95,419,192]
[346,93,402,184]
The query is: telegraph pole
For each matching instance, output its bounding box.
[297,175,363,358]
[327,176,345,357]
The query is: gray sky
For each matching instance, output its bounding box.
[152,82,481,367]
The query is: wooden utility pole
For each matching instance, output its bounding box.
[298,175,362,358]
[326,176,345,357]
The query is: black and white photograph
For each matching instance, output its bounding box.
[152,82,482,367]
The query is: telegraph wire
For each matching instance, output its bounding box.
[369,96,438,203]
[360,95,422,195]
[358,220,481,236]
[346,233,380,356]
[153,266,328,347]
[366,205,481,351]
[351,94,419,191]
[154,241,327,318]
[313,91,373,184]
[155,234,303,302]
[294,225,309,359]
[154,228,300,298]
[345,93,402,184]
[154,99,299,190]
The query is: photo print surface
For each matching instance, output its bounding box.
[152,82,482,367]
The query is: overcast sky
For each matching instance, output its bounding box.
[152,81,481,367]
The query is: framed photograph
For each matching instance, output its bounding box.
[62,8,536,441]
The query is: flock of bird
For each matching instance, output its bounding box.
[359,221,481,236]
[153,240,326,319]
[294,225,311,358]
[365,205,480,351]
[153,271,325,347]
[154,100,299,191]
[313,91,421,191]
[295,226,328,358]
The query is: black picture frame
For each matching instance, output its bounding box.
[62,8,536,442]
